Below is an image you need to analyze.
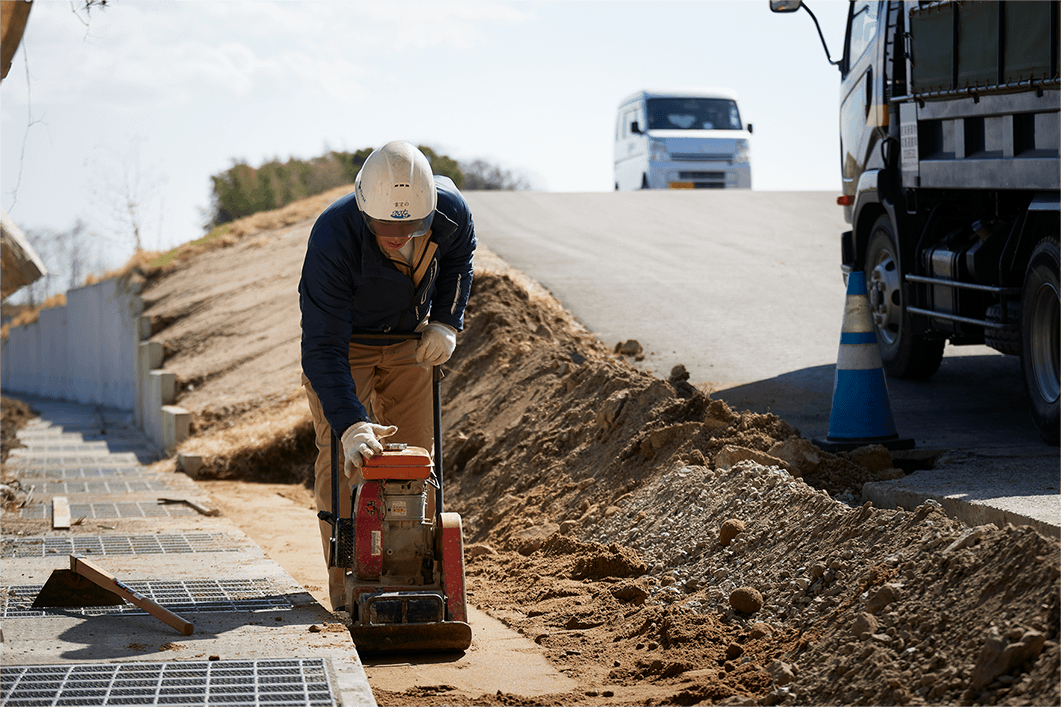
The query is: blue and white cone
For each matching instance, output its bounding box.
[813,271,914,452]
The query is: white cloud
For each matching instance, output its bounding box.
[5,1,534,112]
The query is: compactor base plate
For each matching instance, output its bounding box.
[350,620,472,654]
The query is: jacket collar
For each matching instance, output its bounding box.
[430,207,459,244]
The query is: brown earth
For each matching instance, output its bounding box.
[1,396,37,510]
[11,192,1058,706]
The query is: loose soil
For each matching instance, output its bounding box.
[8,194,1058,706]
[2,396,38,511]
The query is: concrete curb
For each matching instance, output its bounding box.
[863,449,1060,539]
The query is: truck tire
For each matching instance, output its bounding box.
[984,302,1021,356]
[1020,237,1060,445]
[864,215,945,379]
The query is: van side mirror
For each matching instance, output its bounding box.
[769,0,802,12]
[747,123,753,134]
[631,121,643,135]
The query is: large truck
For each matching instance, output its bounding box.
[772,0,1060,444]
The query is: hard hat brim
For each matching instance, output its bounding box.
[364,213,434,239]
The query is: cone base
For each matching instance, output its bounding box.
[812,435,916,453]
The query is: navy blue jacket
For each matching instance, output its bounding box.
[299,176,475,434]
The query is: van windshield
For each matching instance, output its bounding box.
[646,98,742,131]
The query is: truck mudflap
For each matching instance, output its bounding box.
[841,231,856,271]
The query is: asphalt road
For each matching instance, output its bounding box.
[465,190,1058,533]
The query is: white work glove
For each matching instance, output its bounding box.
[416,322,458,366]
[340,421,397,479]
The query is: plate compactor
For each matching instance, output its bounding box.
[318,334,471,654]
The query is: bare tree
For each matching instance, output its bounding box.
[86,137,165,254]
[16,219,99,305]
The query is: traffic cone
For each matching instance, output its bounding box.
[813,271,914,452]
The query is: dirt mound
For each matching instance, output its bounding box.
[429,262,1059,706]
[1,396,38,514]
[1,396,36,465]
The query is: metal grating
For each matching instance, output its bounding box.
[0,659,335,706]
[6,468,144,479]
[13,480,173,495]
[6,455,141,469]
[13,444,109,453]
[0,534,240,559]
[18,502,194,520]
[3,578,292,618]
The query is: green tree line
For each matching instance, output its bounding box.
[206,146,523,228]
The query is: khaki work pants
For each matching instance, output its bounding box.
[302,339,434,610]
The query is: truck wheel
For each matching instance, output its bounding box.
[864,215,945,379]
[984,302,1021,356]
[1020,237,1060,445]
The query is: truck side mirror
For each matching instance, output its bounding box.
[769,0,802,12]
[747,123,754,134]
[631,121,642,135]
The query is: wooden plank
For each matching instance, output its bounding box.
[52,496,70,530]
[69,555,194,636]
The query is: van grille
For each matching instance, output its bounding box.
[679,171,726,180]
[671,153,731,162]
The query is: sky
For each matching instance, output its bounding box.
[1,0,850,288]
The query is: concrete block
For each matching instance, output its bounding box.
[138,316,151,341]
[151,370,177,406]
[161,405,191,453]
[177,453,205,477]
[127,293,144,315]
[136,341,164,428]
[140,341,164,371]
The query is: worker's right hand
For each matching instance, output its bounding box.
[340,422,398,479]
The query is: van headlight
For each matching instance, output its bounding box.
[733,139,750,164]
[649,139,670,162]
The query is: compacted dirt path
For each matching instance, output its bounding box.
[48,198,1056,706]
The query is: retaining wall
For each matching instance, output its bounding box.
[1,277,189,454]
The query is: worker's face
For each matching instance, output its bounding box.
[376,232,414,252]
[365,213,433,252]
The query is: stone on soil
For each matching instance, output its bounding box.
[720,518,745,547]
[730,586,763,614]
[766,437,821,477]
[715,445,793,474]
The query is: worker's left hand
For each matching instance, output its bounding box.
[416,322,458,366]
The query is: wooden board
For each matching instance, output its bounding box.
[52,496,70,530]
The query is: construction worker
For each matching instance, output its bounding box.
[299,141,476,612]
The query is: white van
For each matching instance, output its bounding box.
[614,89,752,190]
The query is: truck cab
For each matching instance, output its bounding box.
[614,89,752,190]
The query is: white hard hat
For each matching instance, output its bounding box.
[354,141,437,238]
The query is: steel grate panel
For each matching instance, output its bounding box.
[0,468,144,479]
[3,578,293,617]
[14,481,174,495]
[0,659,335,706]
[6,456,141,469]
[18,503,194,520]
[0,534,240,559]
